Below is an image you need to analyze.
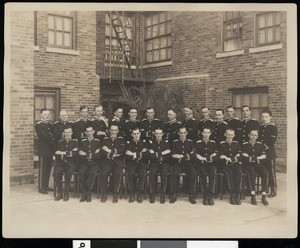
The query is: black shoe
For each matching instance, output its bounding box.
[203,194,209,206]
[251,195,257,205]
[129,193,135,203]
[137,193,143,203]
[149,194,155,204]
[189,195,196,204]
[101,193,107,203]
[45,187,53,192]
[262,195,269,206]
[160,194,165,204]
[39,189,48,194]
[86,193,91,202]
[169,194,177,204]
[63,192,69,202]
[113,193,118,203]
[235,194,241,205]
[208,194,214,206]
[230,193,235,205]
[268,192,276,198]
[55,193,63,201]
[79,193,86,202]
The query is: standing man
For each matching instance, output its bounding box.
[182,106,198,142]
[241,105,260,144]
[111,107,125,138]
[219,129,243,205]
[197,106,215,139]
[195,127,218,206]
[225,105,242,144]
[242,130,269,206]
[148,128,171,204]
[259,109,278,198]
[124,107,141,140]
[91,105,108,141]
[35,108,55,194]
[125,128,149,203]
[212,109,228,146]
[140,107,162,141]
[163,109,181,143]
[53,110,73,145]
[78,126,101,203]
[170,126,197,204]
[53,127,78,201]
[73,106,93,144]
[100,124,125,203]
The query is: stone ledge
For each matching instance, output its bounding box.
[10,174,34,185]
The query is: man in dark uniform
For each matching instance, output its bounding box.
[241,105,260,143]
[163,109,181,143]
[35,108,55,194]
[78,126,101,202]
[100,124,125,203]
[53,127,78,201]
[111,107,125,138]
[53,110,73,146]
[197,106,215,139]
[148,128,171,204]
[225,105,242,144]
[140,107,162,141]
[73,105,93,144]
[219,129,242,205]
[242,130,269,206]
[259,109,278,198]
[212,109,228,146]
[170,126,197,204]
[91,105,108,141]
[125,128,149,203]
[124,107,141,141]
[182,107,198,142]
[195,127,218,206]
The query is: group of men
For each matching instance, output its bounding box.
[35,104,278,206]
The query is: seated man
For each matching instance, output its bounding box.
[148,128,171,204]
[53,127,79,201]
[195,127,218,206]
[100,124,125,203]
[78,126,101,203]
[242,129,269,206]
[170,126,197,204]
[219,129,242,205]
[125,128,149,203]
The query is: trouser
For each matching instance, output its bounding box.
[78,162,100,193]
[218,163,242,194]
[126,162,147,193]
[266,159,277,194]
[171,163,197,195]
[100,161,123,194]
[38,156,53,190]
[195,162,216,194]
[149,163,170,194]
[53,162,77,193]
[243,164,269,193]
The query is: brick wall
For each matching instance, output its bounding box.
[10,11,35,184]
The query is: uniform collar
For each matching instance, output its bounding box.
[110,136,117,141]
[202,138,209,143]
[112,116,120,122]
[65,138,72,142]
[227,116,235,121]
[226,139,233,145]
[216,120,224,124]
[186,115,194,121]
[129,117,137,122]
[262,122,271,127]
[61,121,69,125]
[202,117,211,122]
[243,116,252,122]
[80,117,89,121]
[168,119,177,124]
[133,139,140,143]
[249,139,256,146]
[155,139,163,143]
[146,117,154,122]
[87,137,94,142]
[179,138,187,142]
[40,119,49,123]
[94,116,102,121]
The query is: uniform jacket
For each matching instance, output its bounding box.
[242,141,266,165]
[258,122,278,159]
[125,139,148,166]
[182,117,198,140]
[35,120,54,157]
[110,116,125,137]
[241,117,260,143]
[163,119,181,143]
[55,138,79,167]
[140,118,162,139]
[171,139,196,166]
[148,139,171,166]
[225,117,242,143]
[52,121,74,142]
[79,138,101,163]
[124,119,141,140]
[198,118,216,138]
[101,136,125,167]
[91,116,108,141]
[211,121,228,145]
[73,117,93,142]
[195,139,218,164]
[219,140,242,163]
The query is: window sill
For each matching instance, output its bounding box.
[34,45,40,51]
[46,47,80,56]
[143,60,172,69]
[249,43,283,54]
[216,49,244,58]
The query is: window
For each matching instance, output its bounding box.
[48,11,76,49]
[231,87,268,120]
[144,12,172,64]
[256,12,281,46]
[223,12,243,52]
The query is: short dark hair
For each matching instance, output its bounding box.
[113,107,123,113]
[131,127,140,133]
[40,108,49,113]
[225,128,235,133]
[154,127,163,132]
[129,107,138,112]
[168,109,177,114]
[242,105,251,111]
[94,105,103,110]
[202,127,212,132]
[227,105,235,110]
[85,125,94,131]
[80,105,88,111]
[184,106,193,110]
[178,126,187,132]
[63,127,73,132]
[215,109,224,114]
[109,124,119,130]
[261,108,272,116]
[200,106,210,111]
[249,129,259,134]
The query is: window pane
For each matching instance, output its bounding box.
[153,25,159,37]
[275,26,280,41]
[275,12,280,25]
[258,29,266,44]
[105,25,110,36]
[267,27,274,43]
[153,14,159,25]
[267,13,274,26]
[167,36,171,46]
[105,13,110,23]
[166,22,171,33]
[243,93,250,106]
[56,31,63,45]
[56,17,63,31]
[261,92,268,107]
[159,23,166,35]
[224,38,241,52]
[252,93,260,107]
[35,96,45,109]
[160,36,167,47]
[146,52,152,62]
[251,109,260,120]
[64,18,71,31]
[48,31,55,45]
[146,40,152,51]
[126,27,132,39]
[146,16,152,26]
[35,110,41,122]
[48,15,55,29]
[225,24,232,38]
[167,12,172,20]
[146,27,152,39]
[167,47,171,59]
[160,12,166,22]
[64,33,71,47]
[153,38,159,49]
[160,48,167,60]
[234,94,242,107]
[46,96,55,109]
[257,14,265,28]
[153,50,159,61]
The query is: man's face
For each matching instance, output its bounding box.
[95,107,103,117]
[85,127,95,138]
[114,109,123,118]
[109,125,119,137]
[215,110,224,122]
[64,128,73,140]
[261,113,271,124]
[131,129,141,141]
[202,128,211,140]
[146,109,155,119]
[81,108,89,118]
[224,130,235,141]
[41,110,51,121]
[167,110,176,121]
[249,130,259,142]
[242,107,251,118]
[201,108,210,119]
[227,108,235,118]
[129,109,137,119]
[184,108,193,117]
[178,128,188,140]
[154,129,163,140]
[60,110,68,122]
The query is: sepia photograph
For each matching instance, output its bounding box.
[3,2,297,238]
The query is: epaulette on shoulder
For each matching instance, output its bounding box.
[69,121,74,124]
[149,140,153,143]
[126,140,130,144]
[220,141,226,144]
[233,117,239,120]
[37,121,43,124]
[103,137,109,140]
[72,139,78,142]
[154,118,160,121]
[173,139,178,142]
[94,138,100,142]
[223,121,228,125]
[243,142,249,145]
[118,136,124,139]
[75,118,81,122]
[143,140,146,142]
[197,140,202,143]
[141,118,147,121]
[233,140,238,143]
[257,141,262,144]
[125,120,129,123]
[177,121,181,124]
[270,123,276,126]
[251,118,257,121]
[209,118,214,121]
[165,140,169,143]
[54,121,59,124]
[58,139,64,143]
[187,139,192,142]
[82,139,87,142]
[210,140,216,143]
